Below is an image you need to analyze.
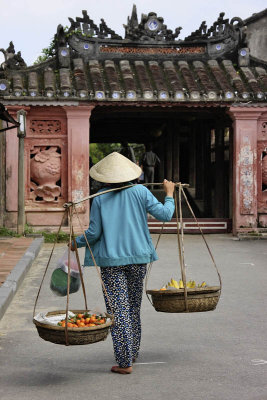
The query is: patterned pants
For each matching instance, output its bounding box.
[100,264,147,368]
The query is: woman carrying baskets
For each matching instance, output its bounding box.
[71,152,175,374]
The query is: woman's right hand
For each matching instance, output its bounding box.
[163,179,175,197]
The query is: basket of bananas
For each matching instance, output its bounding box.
[146,278,221,313]
[146,184,222,314]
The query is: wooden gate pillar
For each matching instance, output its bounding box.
[64,106,94,230]
[195,123,204,200]
[228,108,262,235]
[214,125,225,217]
[165,128,173,180]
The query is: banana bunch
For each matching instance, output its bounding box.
[160,279,207,290]
[198,281,207,288]
[186,280,196,288]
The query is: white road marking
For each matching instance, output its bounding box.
[135,362,166,365]
[251,359,267,365]
[239,263,255,266]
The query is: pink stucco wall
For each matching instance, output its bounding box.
[64,106,94,230]
[229,107,267,234]
[4,104,267,235]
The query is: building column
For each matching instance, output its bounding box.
[154,136,165,182]
[214,125,225,217]
[64,106,94,230]
[228,108,262,235]
[165,128,173,180]
[5,106,29,228]
[195,123,204,200]
[203,125,212,216]
[188,126,196,188]
[172,123,180,183]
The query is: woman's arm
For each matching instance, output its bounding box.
[145,179,175,221]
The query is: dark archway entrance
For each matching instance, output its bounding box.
[90,105,233,231]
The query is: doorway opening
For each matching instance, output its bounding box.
[89,105,233,232]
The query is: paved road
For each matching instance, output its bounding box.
[0,235,267,400]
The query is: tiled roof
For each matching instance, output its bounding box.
[0,59,266,103]
[0,7,266,104]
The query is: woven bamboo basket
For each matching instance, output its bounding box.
[33,310,113,346]
[146,185,222,314]
[146,287,220,313]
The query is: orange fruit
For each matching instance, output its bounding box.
[79,322,85,327]
[80,318,85,323]
[88,323,95,327]
[99,319,105,324]
[77,314,83,319]
[67,323,73,327]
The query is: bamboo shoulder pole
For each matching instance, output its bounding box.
[63,182,189,208]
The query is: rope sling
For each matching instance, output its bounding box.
[33,182,222,345]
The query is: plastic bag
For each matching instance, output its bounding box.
[50,248,83,297]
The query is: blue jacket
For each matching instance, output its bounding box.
[75,184,175,267]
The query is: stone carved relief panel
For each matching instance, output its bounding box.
[25,138,68,209]
[30,120,62,135]
[27,116,67,138]
[239,135,255,215]
[30,146,61,202]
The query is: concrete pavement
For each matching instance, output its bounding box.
[0,237,43,319]
[0,234,267,400]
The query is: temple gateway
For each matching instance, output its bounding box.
[0,7,266,235]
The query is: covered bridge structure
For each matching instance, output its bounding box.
[0,6,266,234]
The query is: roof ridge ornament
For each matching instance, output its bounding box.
[0,41,27,70]
[124,4,182,42]
[68,10,122,40]
[185,12,244,42]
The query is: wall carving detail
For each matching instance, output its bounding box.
[239,136,254,214]
[30,120,62,135]
[260,121,267,141]
[30,146,61,202]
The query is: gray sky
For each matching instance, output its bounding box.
[1,0,266,65]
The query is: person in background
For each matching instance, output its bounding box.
[141,143,160,188]
[71,152,175,374]
[120,141,136,163]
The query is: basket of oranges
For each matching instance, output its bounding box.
[33,310,113,346]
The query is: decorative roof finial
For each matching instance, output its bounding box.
[0,41,26,70]
[124,5,182,42]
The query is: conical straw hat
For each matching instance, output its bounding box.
[90,152,142,183]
